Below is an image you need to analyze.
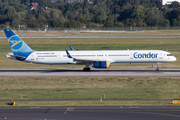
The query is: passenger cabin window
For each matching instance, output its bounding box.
[167,54,172,56]
[63,55,95,57]
[37,55,57,57]
[97,55,103,57]
[108,54,129,56]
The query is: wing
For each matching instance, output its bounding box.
[69,45,74,51]
[65,50,102,64]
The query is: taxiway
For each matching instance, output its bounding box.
[0,69,180,76]
[0,106,180,120]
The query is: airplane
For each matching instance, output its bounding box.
[4,29,177,71]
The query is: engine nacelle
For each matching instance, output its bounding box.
[93,61,110,68]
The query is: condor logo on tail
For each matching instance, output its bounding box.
[10,41,21,47]
[8,36,24,51]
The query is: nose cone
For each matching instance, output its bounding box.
[172,56,177,61]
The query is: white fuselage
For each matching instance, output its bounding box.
[25,50,176,64]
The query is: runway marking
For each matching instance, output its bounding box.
[44,108,51,113]
[64,108,69,114]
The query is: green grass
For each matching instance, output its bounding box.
[1,76,180,106]
[1,101,180,107]
[1,30,180,36]
[0,76,180,100]
[0,37,180,69]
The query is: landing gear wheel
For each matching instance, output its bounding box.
[83,67,90,71]
[156,63,160,71]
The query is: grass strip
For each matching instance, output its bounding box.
[0,76,180,100]
[1,101,180,107]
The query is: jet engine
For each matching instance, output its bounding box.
[93,61,110,68]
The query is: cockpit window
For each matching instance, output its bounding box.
[167,54,172,56]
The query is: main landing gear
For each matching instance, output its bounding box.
[83,63,91,71]
[83,67,90,71]
[156,62,161,71]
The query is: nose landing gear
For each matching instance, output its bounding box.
[156,62,161,71]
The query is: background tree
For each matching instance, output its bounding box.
[132,5,145,22]
[83,0,88,9]
[0,0,180,28]
[170,1,180,9]
[104,16,114,27]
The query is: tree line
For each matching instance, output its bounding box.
[1,0,180,28]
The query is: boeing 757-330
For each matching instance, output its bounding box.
[4,29,176,71]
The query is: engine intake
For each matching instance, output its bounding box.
[93,61,110,68]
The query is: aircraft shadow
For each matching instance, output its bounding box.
[44,69,180,73]
[0,69,180,73]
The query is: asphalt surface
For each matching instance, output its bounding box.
[0,106,180,120]
[1,35,180,38]
[0,69,180,76]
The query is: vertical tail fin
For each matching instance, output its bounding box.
[4,29,34,58]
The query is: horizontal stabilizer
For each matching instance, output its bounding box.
[10,55,26,58]
[6,53,25,58]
